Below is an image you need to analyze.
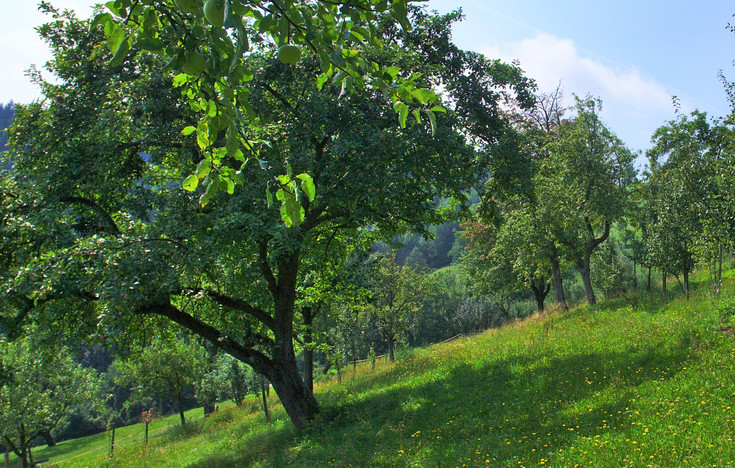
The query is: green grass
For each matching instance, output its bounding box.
[24,273,735,467]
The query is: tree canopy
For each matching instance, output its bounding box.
[1,5,534,428]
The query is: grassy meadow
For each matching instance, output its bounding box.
[18,270,735,467]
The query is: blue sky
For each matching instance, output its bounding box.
[2,1,734,157]
[427,0,735,157]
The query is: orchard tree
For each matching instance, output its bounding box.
[0,338,101,468]
[647,110,734,295]
[96,0,446,220]
[367,255,430,362]
[536,96,635,305]
[112,336,207,426]
[1,7,533,429]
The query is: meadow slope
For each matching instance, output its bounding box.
[25,274,735,467]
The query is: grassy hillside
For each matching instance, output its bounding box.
[23,273,735,467]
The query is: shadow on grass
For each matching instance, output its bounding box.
[185,330,693,467]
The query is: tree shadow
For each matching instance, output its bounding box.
[186,329,693,467]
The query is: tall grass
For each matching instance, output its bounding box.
[24,271,735,467]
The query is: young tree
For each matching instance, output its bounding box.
[367,255,430,362]
[112,337,207,426]
[0,338,101,468]
[647,110,734,296]
[1,8,533,429]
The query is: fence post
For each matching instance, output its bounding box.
[109,423,115,460]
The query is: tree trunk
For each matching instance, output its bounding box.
[302,307,314,393]
[683,270,690,300]
[646,266,652,293]
[718,245,723,289]
[265,359,317,429]
[530,279,550,313]
[40,429,56,448]
[177,392,186,426]
[203,402,215,417]
[259,375,271,422]
[662,270,667,300]
[550,256,568,311]
[387,335,395,363]
[579,261,596,305]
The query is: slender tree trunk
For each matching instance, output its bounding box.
[662,270,667,300]
[646,267,652,293]
[40,429,56,448]
[718,245,724,289]
[259,375,271,422]
[550,256,568,311]
[302,307,314,393]
[683,270,690,300]
[203,402,215,417]
[177,392,186,426]
[387,335,395,363]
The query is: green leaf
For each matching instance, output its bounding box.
[197,119,210,150]
[431,105,447,113]
[316,73,329,90]
[220,175,235,195]
[109,36,130,66]
[181,126,196,136]
[199,180,217,207]
[182,175,199,192]
[277,174,291,185]
[90,12,112,30]
[196,159,212,178]
[266,188,274,208]
[393,102,409,128]
[296,173,316,202]
[427,110,437,136]
[412,109,421,124]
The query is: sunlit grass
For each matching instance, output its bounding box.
[23,269,735,467]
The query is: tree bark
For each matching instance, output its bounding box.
[550,255,568,311]
[302,307,314,393]
[683,270,690,300]
[579,261,596,305]
[40,429,56,448]
[646,266,652,293]
[259,375,271,422]
[662,270,667,300]
[530,279,551,313]
[387,334,396,363]
[177,392,186,426]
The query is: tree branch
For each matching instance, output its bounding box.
[136,298,274,372]
[60,196,121,235]
[181,288,275,332]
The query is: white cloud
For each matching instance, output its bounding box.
[481,33,677,154]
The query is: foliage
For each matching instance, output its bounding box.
[95,0,448,221]
[535,96,635,304]
[112,336,207,426]
[366,255,431,362]
[1,6,533,429]
[0,337,101,467]
[646,110,734,294]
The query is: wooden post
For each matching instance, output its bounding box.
[109,423,115,460]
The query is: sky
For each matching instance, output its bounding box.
[2,1,734,157]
